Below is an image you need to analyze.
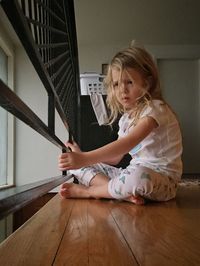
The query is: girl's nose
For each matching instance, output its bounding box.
[120,82,128,93]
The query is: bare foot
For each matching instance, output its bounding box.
[59,183,90,199]
[125,195,145,205]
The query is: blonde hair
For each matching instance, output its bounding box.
[104,42,163,125]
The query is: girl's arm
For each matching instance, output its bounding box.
[59,116,157,170]
[102,154,124,166]
[65,141,123,165]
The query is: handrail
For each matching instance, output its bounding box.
[0,175,73,220]
[0,79,66,150]
[0,0,80,220]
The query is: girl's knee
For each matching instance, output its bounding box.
[132,173,154,196]
[133,168,178,201]
[108,167,158,199]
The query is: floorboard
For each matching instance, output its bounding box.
[0,185,200,265]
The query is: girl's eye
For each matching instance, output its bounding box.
[113,82,119,88]
[127,80,133,85]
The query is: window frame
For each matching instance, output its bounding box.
[0,25,15,189]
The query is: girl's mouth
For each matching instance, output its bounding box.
[122,97,129,102]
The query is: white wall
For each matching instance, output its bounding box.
[74,0,200,72]
[14,48,68,185]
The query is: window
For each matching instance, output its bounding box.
[0,36,14,188]
[0,46,8,186]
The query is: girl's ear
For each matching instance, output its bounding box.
[145,76,153,90]
[144,80,150,90]
[145,82,150,90]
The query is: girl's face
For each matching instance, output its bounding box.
[112,67,147,110]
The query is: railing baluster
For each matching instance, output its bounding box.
[0,0,81,219]
[48,92,55,134]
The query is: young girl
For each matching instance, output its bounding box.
[58,43,183,205]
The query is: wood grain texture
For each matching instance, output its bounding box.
[0,186,200,265]
[0,195,74,266]
[54,200,137,265]
[109,186,200,266]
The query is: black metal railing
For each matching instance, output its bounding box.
[0,0,80,219]
[1,0,80,140]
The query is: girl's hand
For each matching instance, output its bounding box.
[66,141,81,152]
[58,151,88,170]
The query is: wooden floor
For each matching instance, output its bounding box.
[0,185,200,265]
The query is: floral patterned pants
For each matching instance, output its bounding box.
[69,163,178,201]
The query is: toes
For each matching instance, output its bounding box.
[59,186,71,198]
[59,188,67,198]
[60,183,66,190]
[61,182,69,189]
[132,196,145,205]
[126,195,145,205]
